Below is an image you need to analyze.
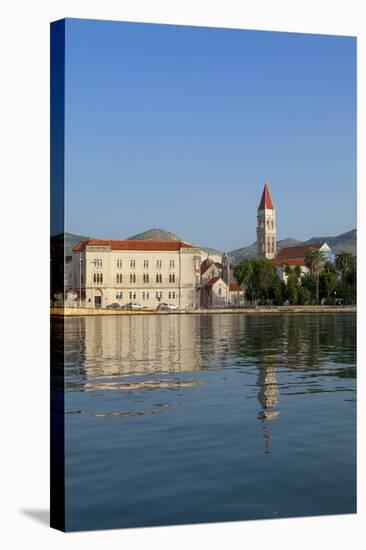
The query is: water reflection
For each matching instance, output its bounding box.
[55,313,357,426]
[55,312,356,529]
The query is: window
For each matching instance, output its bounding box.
[144,260,149,268]
[130,273,136,283]
[116,273,122,283]
[169,273,175,283]
[155,291,162,299]
[93,272,103,284]
[130,259,135,268]
[169,260,175,268]
[129,292,136,300]
[156,273,162,283]
[143,274,149,283]
[117,259,122,268]
[156,260,162,269]
[218,287,222,296]
[172,291,175,299]
[168,292,171,299]
[116,292,123,300]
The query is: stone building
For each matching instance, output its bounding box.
[200,253,246,308]
[72,239,202,309]
[257,182,276,259]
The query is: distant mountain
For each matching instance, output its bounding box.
[228,229,356,264]
[65,227,356,262]
[126,228,223,258]
[305,229,356,255]
[51,232,90,257]
[229,238,301,264]
[127,228,182,241]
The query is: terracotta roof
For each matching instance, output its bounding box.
[201,261,222,276]
[272,258,307,267]
[229,282,242,291]
[205,276,222,288]
[201,259,214,275]
[276,243,323,260]
[258,182,274,210]
[73,239,194,252]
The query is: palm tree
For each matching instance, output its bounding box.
[304,248,326,304]
[335,251,355,282]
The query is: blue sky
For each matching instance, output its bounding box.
[64,19,356,251]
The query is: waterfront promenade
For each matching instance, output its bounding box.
[51,305,356,316]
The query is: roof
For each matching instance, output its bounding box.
[201,258,214,275]
[276,243,323,261]
[258,182,274,210]
[229,282,242,291]
[272,258,307,267]
[205,276,223,288]
[73,239,194,252]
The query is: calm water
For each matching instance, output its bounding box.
[56,312,356,531]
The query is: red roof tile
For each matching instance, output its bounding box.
[272,258,307,267]
[201,258,214,275]
[73,239,194,252]
[205,276,222,288]
[229,282,242,291]
[258,183,274,210]
[276,243,323,260]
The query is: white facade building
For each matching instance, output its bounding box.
[72,239,202,309]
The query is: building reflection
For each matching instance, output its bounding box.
[257,363,279,455]
[60,311,356,448]
[64,315,204,392]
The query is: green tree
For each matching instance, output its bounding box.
[284,264,301,305]
[304,248,326,304]
[234,258,280,305]
[335,251,356,283]
[319,262,337,302]
[234,259,254,303]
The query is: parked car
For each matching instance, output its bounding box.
[106,303,120,309]
[157,303,178,311]
[122,302,145,310]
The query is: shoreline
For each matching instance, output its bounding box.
[51,305,356,317]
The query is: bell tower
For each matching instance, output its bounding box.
[257,181,276,259]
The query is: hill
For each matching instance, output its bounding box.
[127,228,182,241]
[228,229,356,264]
[126,228,223,257]
[64,227,356,262]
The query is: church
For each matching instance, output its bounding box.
[200,181,335,306]
[200,181,276,308]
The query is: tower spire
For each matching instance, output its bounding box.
[256,181,276,259]
[258,181,274,210]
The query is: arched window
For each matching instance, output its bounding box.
[218,287,222,296]
[100,273,103,284]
